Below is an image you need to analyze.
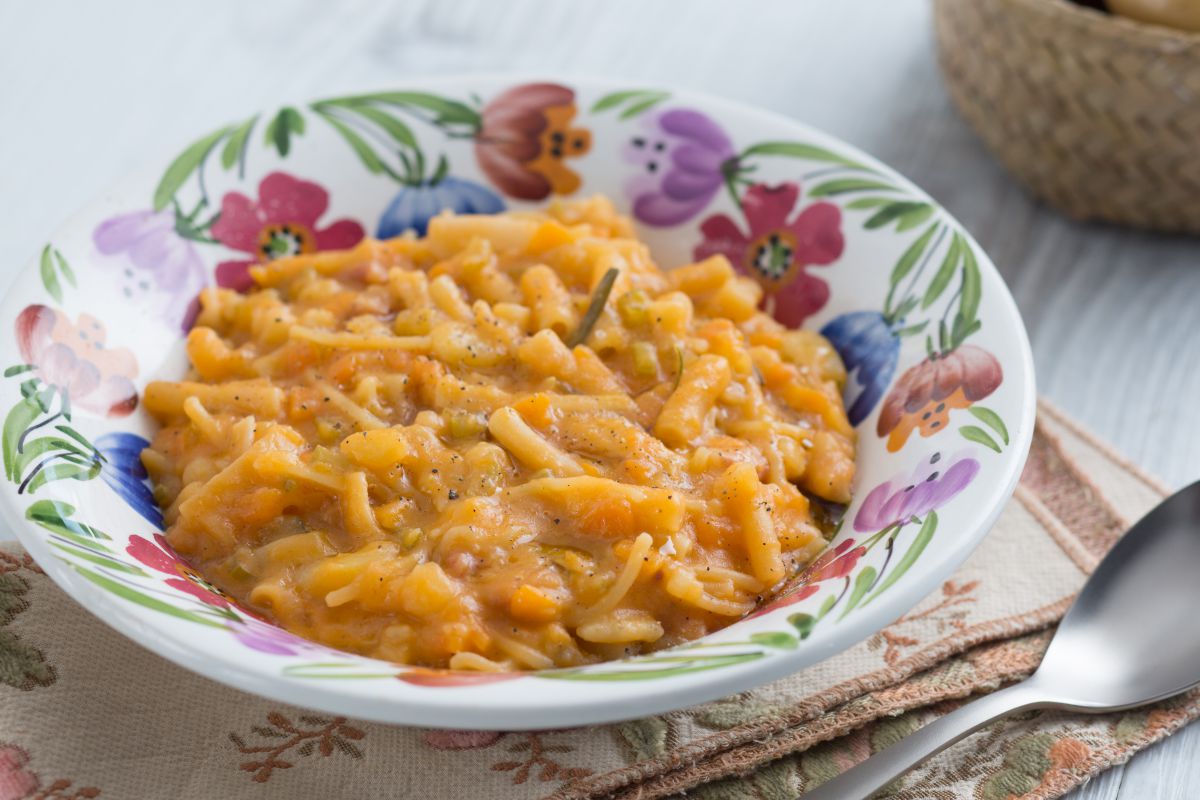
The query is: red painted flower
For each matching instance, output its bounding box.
[475,83,592,201]
[694,183,844,328]
[877,345,1003,452]
[15,305,138,417]
[751,538,866,617]
[398,668,523,688]
[126,534,229,608]
[211,172,365,292]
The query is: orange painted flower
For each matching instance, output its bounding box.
[475,83,592,200]
[876,345,1002,452]
[15,305,138,416]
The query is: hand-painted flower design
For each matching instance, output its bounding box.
[377,176,505,239]
[15,305,138,417]
[92,209,208,331]
[750,538,867,617]
[854,450,980,532]
[475,83,592,200]
[126,534,229,607]
[398,668,522,687]
[422,730,504,751]
[0,744,38,800]
[820,311,902,426]
[876,345,1003,452]
[211,172,365,292]
[227,614,329,656]
[624,108,734,227]
[694,183,844,328]
[94,432,161,528]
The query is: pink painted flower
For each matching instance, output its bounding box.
[211,172,365,292]
[227,614,331,656]
[694,182,844,327]
[0,744,38,800]
[15,305,139,417]
[853,450,980,533]
[126,534,228,607]
[422,730,504,750]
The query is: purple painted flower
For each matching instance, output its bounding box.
[229,615,329,656]
[821,311,902,426]
[623,108,734,227]
[853,450,980,532]
[92,210,208,331]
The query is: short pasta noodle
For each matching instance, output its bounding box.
[142,196,856,670]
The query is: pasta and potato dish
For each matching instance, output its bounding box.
[141,197,856,671]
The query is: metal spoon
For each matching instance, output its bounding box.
[804,480,1200,800]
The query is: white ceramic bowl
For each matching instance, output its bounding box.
[0,76,1035,729]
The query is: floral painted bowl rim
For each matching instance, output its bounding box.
[0,74,1036,729]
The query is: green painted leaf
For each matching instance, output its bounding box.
[50,541,146,575]
[39,245,62,303]
[896,203,935,232]
[52,425,96,452]
[24,459,101,495]
[337,91,480,129]
[749,631,799,650]
[25,498,112,542]
[315,112,386,175]
[591,89,655,112]
[13,436,93,478]
[922,233,962,310]
[818,593,838,618]
[52,249,75,288]
[845,197,894,210]
[619,93,669,119]
[540,652,764,681]
[789,613,816,640]
[220,114,258,172]
[864,202,927,231]
[891,296,919,320]
[839,566,877,619]
[968,406,1009,444]
[864,512,938,605]
[153,125,232,211]
[889,222,939,289]
[71,564,225,627]
[345,105,417,149]
[3,365,33,377]
[894,320,929,337]
[3,397,43,482]
[265,106,305,157]
[960,425,1002,453]
[809,178,897,197]
[740,142,869,170]
[959,243,982,330]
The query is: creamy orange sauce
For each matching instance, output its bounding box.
[142,197,856,670]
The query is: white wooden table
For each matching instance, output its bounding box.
[2,0,1197,796]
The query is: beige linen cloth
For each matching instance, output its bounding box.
[1,400,1194,800]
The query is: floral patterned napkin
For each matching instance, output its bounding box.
[1,399,1192,800]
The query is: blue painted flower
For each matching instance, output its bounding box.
[95,431,162,529]
[376,177,505,239]
[820,311,901,427]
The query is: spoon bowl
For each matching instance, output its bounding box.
[806,479,1200,799]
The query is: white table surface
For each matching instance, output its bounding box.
[2,0,1198,796]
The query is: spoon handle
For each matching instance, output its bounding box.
[801,681,1047,799]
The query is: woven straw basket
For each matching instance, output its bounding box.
[933,0,1200,234]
